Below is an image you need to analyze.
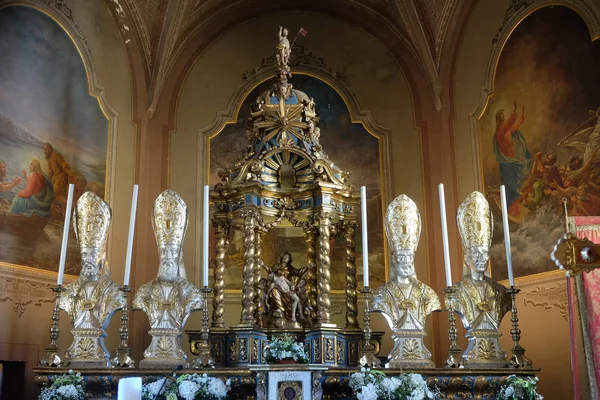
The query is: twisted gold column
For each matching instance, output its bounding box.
[304,226,318,325]
[344,222,359,330]
[211,221,228,328]
[254,229,264,326]
[316,211,333,326]
[240,211,257,326]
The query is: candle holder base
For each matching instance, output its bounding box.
[359,287,381,369]
[507,287,532,369]
[39,285,65,367]
[111,347,135,368]
[111,285,134,368]
[193,287,215,369]
[359,342,381,369]
[444,287,466,369]
[39,346,63,368]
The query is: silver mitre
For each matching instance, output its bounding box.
[372,194,440,368]
[453,191,510,368]
[60,191,125,368]
[134,189,203,369]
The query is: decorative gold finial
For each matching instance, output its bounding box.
[73,191,111,250]
[152,190,188,248]
[384,194,421,253]
[456,191,493,250]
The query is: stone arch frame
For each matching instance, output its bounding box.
[193,64,393,286]
[467,0,600,190]
[0,1,120,276]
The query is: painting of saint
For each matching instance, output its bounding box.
[479,6,600,280]
[0,6,109,276]
[209,74,385,290]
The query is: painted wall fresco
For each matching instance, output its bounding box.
[0,6,108,276]
[479,6,600,280]
[209,74,385,290]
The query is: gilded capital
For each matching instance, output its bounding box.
[456,191,493,250]
[385,194,421,253]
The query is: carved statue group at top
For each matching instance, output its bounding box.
[372,191,512,369]
[58,190,203,369]
[371,195,440,368]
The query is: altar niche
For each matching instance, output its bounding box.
[202,28,375,368]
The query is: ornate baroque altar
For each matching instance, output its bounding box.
[33,27,540,400]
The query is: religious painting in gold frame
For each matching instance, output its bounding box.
[477,5,600,282]
[207,73,386,291]
[0,5,111,278]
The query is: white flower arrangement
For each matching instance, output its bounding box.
[141,373,231,400]
[497,375,543,400]
[348,368,438,400]
[38,369,86,400]
[265,333,309,364]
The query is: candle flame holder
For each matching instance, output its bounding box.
[444,287,466,368]
[359,287,380,368]
[111,285,135,368]
[507,286,532,368]
[194,287,215,368]
[40,285,65,367]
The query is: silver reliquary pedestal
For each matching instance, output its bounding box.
[133,190,204,369]
[59,192,125,368]
[451,191,511,368]
[371,194,440,368]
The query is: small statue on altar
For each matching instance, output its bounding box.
[276,26,291,67]
[259,252,313,328]
[451,191,511,368]
[371,194,440,368]
[133,190,204,369]
[59,192,125,368]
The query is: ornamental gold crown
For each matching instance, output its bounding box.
[385,194,421,253]
[73,191,112,250]
[152,189,188,248]
[456,191,493,249]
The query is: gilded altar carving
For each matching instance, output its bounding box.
[133,190,204,369]
[59,192,125,368]
[371,194,440,368]
[451,191,511,368]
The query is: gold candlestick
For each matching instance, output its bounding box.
[507,286,532,368]
[359,287,380,368]
[444,287,465,368]
[194,287,215,368]
[111,285,135,368]
[40,285,65,367]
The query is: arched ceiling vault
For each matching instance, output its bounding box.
[105,0,477,116]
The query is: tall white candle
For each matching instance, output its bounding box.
[57,184,75,286]
[202,185,210,287]
[499,185,515,287]
[438,184,453,287]
[361,186,369,287]
[123,185,139,287]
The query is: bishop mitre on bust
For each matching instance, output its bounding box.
[133,189,204,369]
[371,194,440,368]
[451,191,511,368]
[59,192,125,368]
